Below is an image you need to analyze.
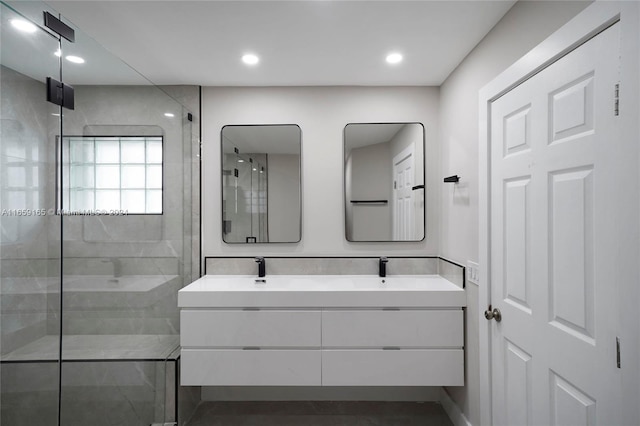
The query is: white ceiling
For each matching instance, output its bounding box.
[42,0,516,86]
[1,4,152,86]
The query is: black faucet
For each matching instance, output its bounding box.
[379,256,388,277]
[255,257,266,278]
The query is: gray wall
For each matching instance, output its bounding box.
[438,1,592,424]
[348,141,392,241]
[268,153,301,242]
[202,86,440,258]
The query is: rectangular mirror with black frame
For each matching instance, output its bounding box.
[221,124,301,243]
[344,122,425,242]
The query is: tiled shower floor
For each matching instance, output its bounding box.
[1,334,179,361]
[185,401,454,426]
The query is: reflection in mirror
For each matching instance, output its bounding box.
[221,125,301,243]
[344,123,425,242]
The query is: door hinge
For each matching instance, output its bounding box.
[43,11,75,42]
[614,83,620,116]
[46,77,74,110]
[616,336,621,368]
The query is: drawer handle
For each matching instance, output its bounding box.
[242,347,261,350]
[382,308,400,311]
[242,308,260,311]
[382,347,401,350]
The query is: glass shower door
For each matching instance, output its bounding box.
[2,3,196,424]
[0,4,63,425]
[55,14,192,426]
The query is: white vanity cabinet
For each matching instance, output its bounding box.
[180,310,322,385]
[178,275,466,387]
[321,309,463,386]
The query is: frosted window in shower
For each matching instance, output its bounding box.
[96,165,120,188]
[122,190,146,212]
[95,190,120,210]
[121,140,145,163]
[95,139,120,163]
[146,190,162,213]
[60,136,163,214]
[146,166,162,189]
[121,166,145,188]
[146,141,163,163]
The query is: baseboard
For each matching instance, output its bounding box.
[439,388,472,426]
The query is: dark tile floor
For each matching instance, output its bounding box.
[184,401,453,426]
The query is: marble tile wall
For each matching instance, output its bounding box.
[0,65,62,358]
[62,257,179,276]
[204,257,464,290]
[60,275,181,336]
[0,362,59,426]
[204,256,439,276]
[1,276,57,355]
[161,85,201,284]
[61,86,193,269]
[59,361,167,426]
[437,258,465,289]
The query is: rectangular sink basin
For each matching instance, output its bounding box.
[178,275,465,308]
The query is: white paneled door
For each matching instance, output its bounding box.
[392,144,415,240]
[489,23,623,425]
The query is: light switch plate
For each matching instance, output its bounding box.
[467,261,479,286]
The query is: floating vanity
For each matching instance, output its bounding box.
[178,275,465,387]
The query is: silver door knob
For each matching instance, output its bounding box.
[484,305,502,322]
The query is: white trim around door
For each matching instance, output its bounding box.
[478,3,639,425]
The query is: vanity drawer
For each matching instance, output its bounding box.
[181,310,321,347]
[322,310,463,347]
[181,349,321,386]
[321,349,463,386]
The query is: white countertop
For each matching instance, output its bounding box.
[178,275,465,308]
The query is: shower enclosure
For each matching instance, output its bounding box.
[0,2,198,425]
[222,149,269,243]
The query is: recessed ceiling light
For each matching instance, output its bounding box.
[164,112,175,118]
[65,55,85,64]
[386,53,403,64]
[11,19,37,33]
[252,168,257,171]
[237,159,244,163]
[51,113,61,117]
[242,54,259,66]
[54,49,62,57]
